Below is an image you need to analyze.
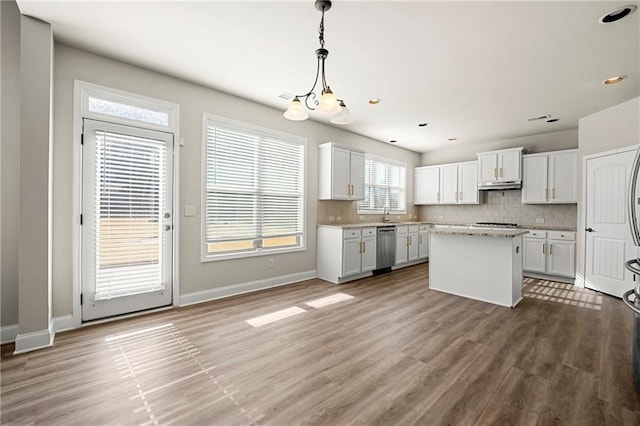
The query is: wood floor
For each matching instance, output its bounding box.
[2,264,640,425]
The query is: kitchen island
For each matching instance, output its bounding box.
[426,227,528,307]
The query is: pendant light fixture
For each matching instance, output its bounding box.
[283,0,353,124]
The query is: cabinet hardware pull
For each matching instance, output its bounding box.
[494,168,497,178]
[549,244,553,255]
[544,188,548,200]
[542,243,546,254]
[362,242,366,253]
[552,188,555,199]
[419,235,422,244]
[407,237,410,246]
[500,167,503,178]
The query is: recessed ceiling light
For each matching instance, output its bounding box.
[546,118,560,123]
[369,98,381,105]
[603,75,627,85]
[448,137,457,142]
[418,123,428,127]
[599,5,637,24]
[389,140,397,143]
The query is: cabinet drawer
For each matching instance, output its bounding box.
[343,229,362,239]
[361,227,376,237]
[525,230,546,239]
[419,224,430,231]
[408,225,419,233]
[548,231,575,241]
[396,225,408,235]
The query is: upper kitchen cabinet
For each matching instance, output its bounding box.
[477,147,524,184]
[414,161,478,205]
[522,149,577,204]
[318,142,365,200]
[414,166,440,204]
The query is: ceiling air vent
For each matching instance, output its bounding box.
[527,114,551,122]
[277,92,294,101]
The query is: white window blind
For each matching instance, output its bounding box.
[203,115,305,259]
[357,156,407,214]
[94,130,166,299]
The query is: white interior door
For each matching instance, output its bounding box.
[82,119,173,321]
[584,148,636,297]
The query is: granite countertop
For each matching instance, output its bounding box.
[317,221,429,229]
[426,228,529,238]
[519,225,577,232]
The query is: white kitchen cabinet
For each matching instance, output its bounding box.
[418,224,430,259]
[395,225,419,265]
[317,226,377,284]
[522,150,578,204]
[523,230,576,279]
[414,166,440,204]
[415,161,478,205]
[477,147,523,184]
[318,142,365,200]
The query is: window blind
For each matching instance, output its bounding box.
[358,156,407,213]
[94,130,166,300]
[204,117,305,257]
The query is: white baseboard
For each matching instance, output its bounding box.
[574,273,585,288]
[52,314,76,333]
[179,270,317,307]
[1,324,19,344]
[14,325,54,354]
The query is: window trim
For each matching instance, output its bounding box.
[200,113,307,262]
[357,153,407,215]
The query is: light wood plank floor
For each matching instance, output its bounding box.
[2,265,640,425]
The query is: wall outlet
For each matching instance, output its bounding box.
[329,216,335,222]
[184,205,196,217]
[268,258,275,268]
[536,217,545,223]
[337,216,342,222]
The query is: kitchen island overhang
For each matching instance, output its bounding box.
[426,228,529,308]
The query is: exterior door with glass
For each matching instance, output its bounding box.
[82,119,173,321]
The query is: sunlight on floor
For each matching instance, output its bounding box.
[523,278,603,311]
[245,306,307,327]
[304,292,354,308]
[106,323,254,425]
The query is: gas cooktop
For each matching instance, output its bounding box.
[471,222,518,229]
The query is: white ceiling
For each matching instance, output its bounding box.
[16,0,640,153]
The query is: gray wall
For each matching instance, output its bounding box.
[1,0,21,328]
[52,44,420,317]
[576,97,640,282]
[421,129,578,166]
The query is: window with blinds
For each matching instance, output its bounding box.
[94,130,166,299]
[203,114,305,260]
[357,155,407,214]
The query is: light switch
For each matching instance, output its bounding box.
[184,205,196,217]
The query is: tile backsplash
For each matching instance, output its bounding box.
[419,190,577,229]
[317,200,419,225]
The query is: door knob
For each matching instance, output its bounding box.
[585,227,594,232]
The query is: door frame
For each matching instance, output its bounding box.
[578,144,639,291]
[67,80,181,330]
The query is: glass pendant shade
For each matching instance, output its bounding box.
[330,102,353,124]
[283,98,309,121]
[317,88,341,114]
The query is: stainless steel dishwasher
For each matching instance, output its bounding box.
[376,226,396,271]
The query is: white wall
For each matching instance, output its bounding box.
[421,128,578,166]
[52,44,420,317]
[0,0,21,329]
[576,97,640,282]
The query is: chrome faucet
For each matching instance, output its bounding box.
[383,206,390,222]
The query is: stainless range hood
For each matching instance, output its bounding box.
[478,180,522,191]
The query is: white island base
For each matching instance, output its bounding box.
[428,231,524,308]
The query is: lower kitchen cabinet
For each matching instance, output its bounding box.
[418,224,430,259]
[523,230,575,280]
[396,225,419,265]
[317,226,377,284]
